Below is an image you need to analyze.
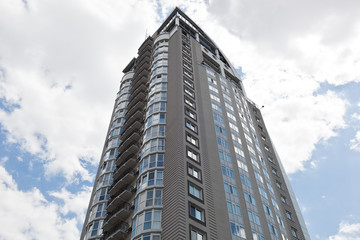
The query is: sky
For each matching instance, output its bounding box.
[0,0,359,239]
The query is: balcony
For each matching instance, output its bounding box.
[117,143,139,162]
[129,81,147,97]
[109,171,137,196]
[103,203,132,232]
[126,92,146,113]
[107,186,136,212]
[125,101,145,118]
[103,222,130,240]
[113,157,137,180]
[121,114,142,136]
[131,79,148,97]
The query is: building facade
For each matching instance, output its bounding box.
[81,8,310,240]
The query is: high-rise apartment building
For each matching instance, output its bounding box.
[81,7,310,240]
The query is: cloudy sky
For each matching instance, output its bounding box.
[1,0,360,239]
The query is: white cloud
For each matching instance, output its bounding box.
[0,165,88,240]
[350,131,360,152]
[329,221,360,240]
[49,186,92,224]
[0,156,8,166]
[0,0,159,182]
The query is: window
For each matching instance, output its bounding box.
[132,210,161,235]
[210,94,220,102]
[268,223,279,237]
[267,182,274,195]
[253,232,265,240]
[185,107,197,120]
[213,113,224,125]
[248,211,261,226]
[137,170,164,192]
[291,227,298,238]
[237,160,248,172]
[254,171,264,183]
[240,175,252,188]
[285,211,292,220]
[187,148,199,162]
[184,77,194,88]
[139,154,164,174]
[224,182,238,196]
[281,195,287,203]
[189,182,203,200]
[226,201,242,216]
[208,85,218,93]
[185,97,196,109]
[215,125,226,136]
[185,87,195,98]
[272,168,278,176]
[230,222,246,238]
[271,198,279,210]
[264,145,270,152]
[186,119,198,133]
[135,189,163,213]
[186,132,199,147]
[244,192,256,206]
[211,103,222,113]
[217,137,229,149]
[258,187,268,200]
[190,226,206,240]
[263,204,273,217]
[89,220,103,237]
[268,156,274,163]
[189,203,205,222]
[219,151,232,163]
[221,166,235,178]
[276,180,282,189]
[188,164,201,180]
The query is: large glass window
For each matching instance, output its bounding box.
[186,119,198,133]
[132,210,162,236]
[139,154,164,174]
[189,182,203,200]
[187,148,199,162]
[190,227,205,240]
[146,113,166,128]
[224,182,238,196]
[189,203,204,222]
[148,92,167,105]
[230,222,246,238]
[185,107,197,120]
[244,192,256,206]
[226,201,241,216]
[188,164,201,180]
[141,139,165,157]
[186,132,199,147]
[143,125,165,142]
[137,170,164,193]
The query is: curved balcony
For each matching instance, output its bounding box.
[131,76,148,95]
[117,143,139,162]
[125,100,145,118]
[122,118,142,139]
[121,72,134,83]
[126,90,146,112]
[109,170,138,196]
[103,203,132,232]
[154,32,170,46]
[120,132,141,152]
[134,55,150,73]
[103,222,130,240]
[139,40,153,55]
[113,157,137,181]
[107,186,136,212]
